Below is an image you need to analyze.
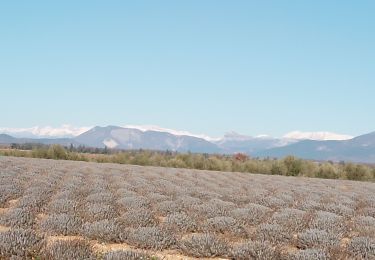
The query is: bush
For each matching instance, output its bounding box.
[117,209,157,228]
[127,227,175,250]
[360,207,375,218]
[288,249,328,260]
[345,163,370,181]
[310,211,344,234]
[283,156,303,176]
[16,194,48,213]
[179,233,229,257]
[192,199,236,218]
[47,199,79,214]
[316,164,338,179]
[82,203,118,221]
[256,223,291,244]
[175,196,201,209]
[234,203,272,225]
[0,208,35,228]
[86,192,114,204]
[117,196,150,211]
[271,161,288,176]
[154,200,183,216]
[165,212,197,232]
[40,213,82,236]
[348,237,375,259]
[81,219,122,242]
[258,196,288,209]
[320,203,354,217]
[203,216,247,237]
[47,145,68,160]
[146,193,170,203]
[271,208,306,231]
[354,216,375,228]
[102,250,155,260]
[41,239,95,259]
[230,240,279,260]
[297,229,339,249]
[0,184,22,207]
[0,228,44,258]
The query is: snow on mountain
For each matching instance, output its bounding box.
[0,125,92,138]
[283,131,353,141]
[123,124,220,142]
[103,138,119,149]
[219,131,254,142]
[1,124,354,143]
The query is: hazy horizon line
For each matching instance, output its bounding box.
[0,124,355,141]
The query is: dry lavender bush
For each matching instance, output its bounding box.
[0,156,374,259]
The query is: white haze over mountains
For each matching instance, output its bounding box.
[0,125,92,138]
[123,125,221,142]
[0,124,354,141]
[283,131,353,141]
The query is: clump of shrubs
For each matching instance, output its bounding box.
[0,207,35,228]
[102,250,156,260]
[231,203,272,225]
[320,203,354,217]
[255,223,291,244]
[82,219,122,242]
[179,233,229,257]
[40,213,82,235]
[86,192,114,204]
[127,227,175,250]
[41,239,95,259]
[164,212,197,232]
[117,209,158,228]
[0,184,22,207]
[288,249,328,260]
[82,203,118,221]
[230,240,279,260]
[175,196,201,209]
[204,216,247,237]
[271,208,306,232]
[348,237,375,259]
[297,229,340,249]
[192,199,236,218]
[47,199,79,214]
[310,211,344,234]
[0,228,44,258]
[154,200,183,216]
[117,196,150,210]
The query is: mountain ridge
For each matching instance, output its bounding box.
[1,126,375,163]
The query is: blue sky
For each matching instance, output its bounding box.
[1,1,374,137]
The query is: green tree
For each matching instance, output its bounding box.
[47,145,68,160]
[345,163,369,181]
[271,161,287,175]
[283,156,303,176]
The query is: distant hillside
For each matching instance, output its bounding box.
[74,126,220,153]
[1,127,375,163]
[255,132,375,163]
[0,134,79,147]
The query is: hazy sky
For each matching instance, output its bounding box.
[1,1,374,137]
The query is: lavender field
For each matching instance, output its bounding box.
[0,156,374,259]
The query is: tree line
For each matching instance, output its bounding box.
[2,143,375,182]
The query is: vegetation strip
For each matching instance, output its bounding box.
[1,144,374,182]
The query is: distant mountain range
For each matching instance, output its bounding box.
[75,126,219,153]
[1,125,374,163]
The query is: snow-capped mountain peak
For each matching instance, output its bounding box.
[283,131,353,141]
[0,125,92,138]
[123,124,220,142]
